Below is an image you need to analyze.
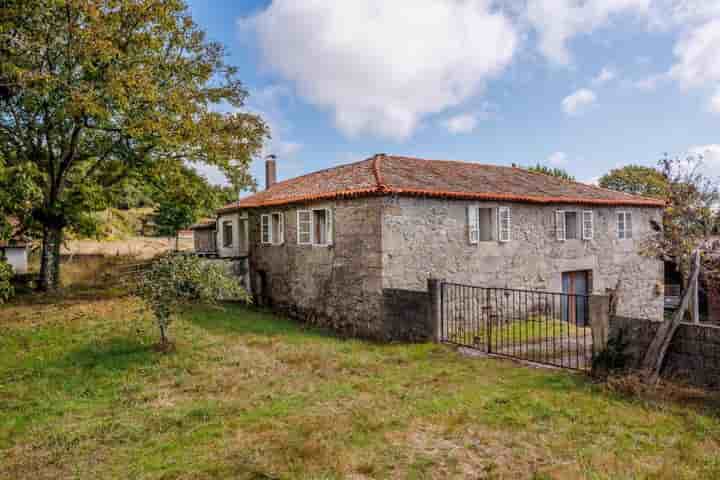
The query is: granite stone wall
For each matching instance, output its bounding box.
[610,316,720,388]
[247,197,387,339]
[381,196,664,321]
[381,288,433,342]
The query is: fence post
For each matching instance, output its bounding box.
[589,295,610,352]
[428,278,444,343]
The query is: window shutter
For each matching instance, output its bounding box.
[325,208,333,245]
[555,210,566,241]
[498,207,511,242]
[261,214,270,244]
[297,211,312,245]
[582,211,594,240]
[617,212,625,239]
[625,212,633,239]
[278,213,284,244]
[467,206,479,245]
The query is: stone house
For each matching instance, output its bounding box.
[211,154,665,339]
[1,218,29,274]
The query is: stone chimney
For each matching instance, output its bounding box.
[265,154,277,190]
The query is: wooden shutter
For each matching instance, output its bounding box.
[625,212,633,239]
[297,211,312,245]
[325,208,333,245]
[498,207,511,242]
[555,210,566,241]
[277,213,284,244]
[261,214,270,244]
[582,211,594,240]
[617,212,625,239]
[467,206,479,245]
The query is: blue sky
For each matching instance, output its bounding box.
[186,1,720,190]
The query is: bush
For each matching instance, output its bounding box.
[592,328,630,377]
[0,259,15,304]
[135,254,251,348]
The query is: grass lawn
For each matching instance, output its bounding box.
[448,317,588,345]
[1,295,720,479]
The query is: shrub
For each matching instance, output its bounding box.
[135,254,251,348]
[592,328,630,377]
[0,259,14,304]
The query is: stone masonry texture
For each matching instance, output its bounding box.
[221,195,664,340]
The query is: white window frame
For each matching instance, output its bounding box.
[297,210,313,245]
[222,220,234,248]
[582,210,594,240]
[260,214,271,245]
[555,210,566,241]
[617,211,633,240]
[497,206,511,243]
[272,212,284,245]
[556,210,587,241]
[467,205,479,245]
[297,208,333,246]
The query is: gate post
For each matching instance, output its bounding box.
[428,278,444,343]
[589,295,610,352]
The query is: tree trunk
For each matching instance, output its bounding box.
[38,225,63,292]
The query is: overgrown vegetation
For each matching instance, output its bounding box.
[1,295,719,479]
[526,163,575,181]
[134,254,250,348]
[0,259,14,303]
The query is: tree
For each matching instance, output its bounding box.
[155,201,195,250]
[0,0,268,291]
[135,253,250,348]
[643,154,719,281]
[599,165,669,199]
[526,164,575,181]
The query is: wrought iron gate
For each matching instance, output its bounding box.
[440,282,594,370]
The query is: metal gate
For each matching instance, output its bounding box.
[440,282,594,370]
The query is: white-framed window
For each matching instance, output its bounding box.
[297,210,312,245]
[555,210,590,241]
[468,206,509,244]
[582,210,594,240]
[498,207,511,242]
[297,208,333,246]
[261,212,284,245]
[222,221,233,248]
[617,211,633,239]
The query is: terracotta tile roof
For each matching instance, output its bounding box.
[0,217,29,247]
[218,154,665,212]
[189,218,217,230]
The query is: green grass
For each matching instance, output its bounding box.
[1,296,719,479]
[449,316,587,345]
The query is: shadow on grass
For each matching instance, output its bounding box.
[57,336,156,373]
[183,303,336,341]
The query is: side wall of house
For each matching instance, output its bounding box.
[381,196,664,320]
[1,247,28,274]
[217,212,246,258]
[247,197,388,338]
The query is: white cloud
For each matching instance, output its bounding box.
[547,151,568,166]
[633,74,665,91]
[246,0,517,140]
[711,88,720,114]
[562,88,597,116]
[690,144,720,166]
[670,19,720,88]
[275,141,303,156]
[442,113,479,134]
[592,67,616,85]
[525,0,650,64]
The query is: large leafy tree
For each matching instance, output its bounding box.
[0,0,268,291]
[599,165,669,199]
